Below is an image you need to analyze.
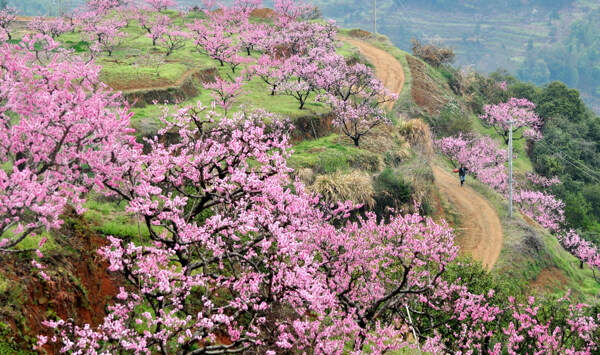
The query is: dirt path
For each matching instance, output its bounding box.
[341,38,405,110]
[343,37,502,269]
[432,166,502,269]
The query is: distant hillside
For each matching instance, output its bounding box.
[309,0,600,113]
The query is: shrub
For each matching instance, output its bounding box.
[295,168,315,185]
[411,37,456,68]
[373,167,412,217]
[427,103,473,137]
[347,150,384,173]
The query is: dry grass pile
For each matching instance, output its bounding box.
[397,119,434,157]
[310,170,375,208]
[250,8,278,18]
[348,29,372,38]
[343,127,411,168]
[295,168,315,185]
[394,155,435,213]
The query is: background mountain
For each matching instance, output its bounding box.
[309,0,600,113]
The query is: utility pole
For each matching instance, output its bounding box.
[373,0,377,36]
[508,121,513,218]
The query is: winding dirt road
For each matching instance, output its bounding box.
[431,166,502,269]
[341,38,405,110]
[344,38,502,269]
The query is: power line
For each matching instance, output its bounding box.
[535,141,600,184]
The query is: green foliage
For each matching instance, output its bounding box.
[445,256,526,299]
[536,82,587,122]
[561,192,592,231]
[0,322,35,354]
[373,167,412,218]
[517,9,600,111]
[508,82,541,103]
[425,102,473,137]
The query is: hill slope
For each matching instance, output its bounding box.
[344,37,503,269]
[342,33,600,298]
[313,0,600,113]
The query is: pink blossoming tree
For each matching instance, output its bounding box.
[202,76,247,113]
[145,0,176,11]
[81,17,129,56]
[479,97,544,144]
[0,6,19,41]
[156,25,189,56]
[0,35,136,254]
[318,57,397,146]
[139,12,172,46]
[29,16,75,39]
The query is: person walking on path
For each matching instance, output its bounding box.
[457,164,468,187]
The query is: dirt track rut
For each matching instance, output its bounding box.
[342,38,405,110]
[432,166,502,269]
[344,38,503,269]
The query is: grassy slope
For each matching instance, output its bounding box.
[335,30,600,298]
[362,37,600,298]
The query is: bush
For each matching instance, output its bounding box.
[411,38,456,68]
[425,103,473,137]
[397,119,434,156]
[373,168,412,217]
[439,65,463,95]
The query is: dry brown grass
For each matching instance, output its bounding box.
[310,170,375,208]
[397,119,434,157]
[347,127,411,168]
[295,168,315,185]
[410,38,456,68]
[406,55,447,115]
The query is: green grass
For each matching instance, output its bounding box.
[290,133,370,171]
[82,198,154,239]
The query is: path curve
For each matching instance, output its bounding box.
[341,37,405,110]
[432,166,502,269]
[343,37,502,269]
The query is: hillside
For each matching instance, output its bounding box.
[346,33,600,298]
[311,0,600,113]
[2,2,600,353]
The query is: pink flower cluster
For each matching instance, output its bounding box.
[480,97,543,144]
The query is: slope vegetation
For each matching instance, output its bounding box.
[345,37,503,269]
